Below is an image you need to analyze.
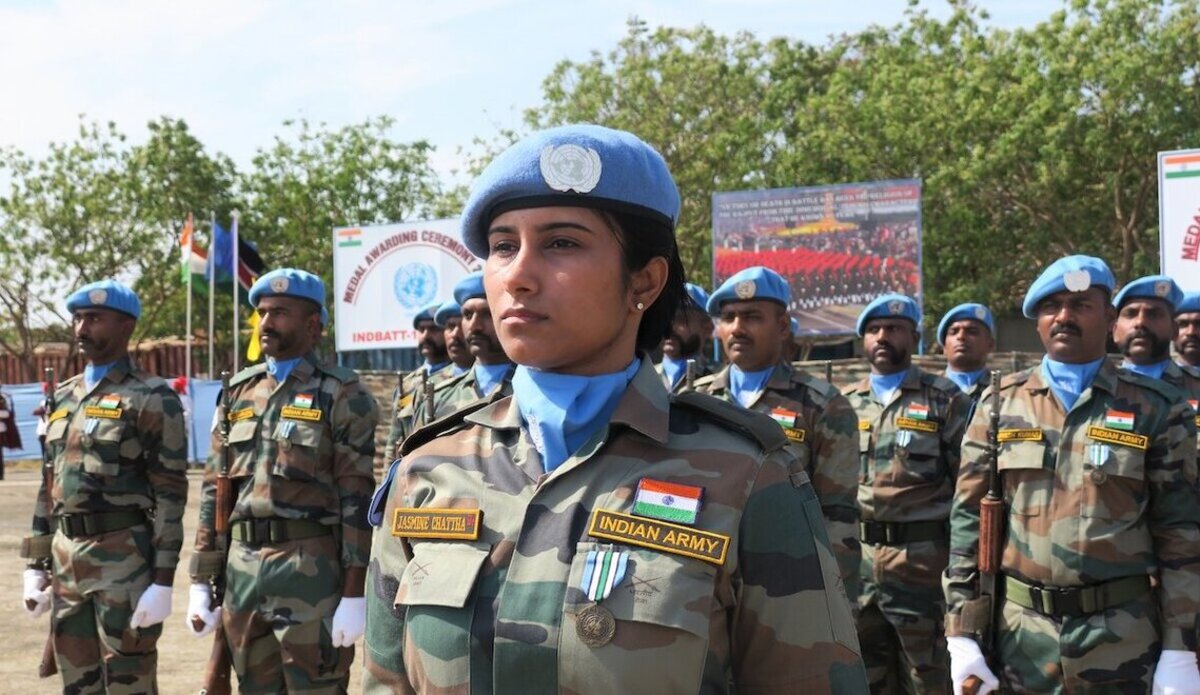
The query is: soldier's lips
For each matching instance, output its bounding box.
[500,308,547,325]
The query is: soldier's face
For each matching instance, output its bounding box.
[483,206,666,375]
[1034,287,1114,363]
[462,297,508,365]
[415,319,448,363]
[1175,311,1200,366]
[716,300,787,372]
[443,317,471,368]
[73,308,133,364]
[257,296,320,359]
[1113,298,1175,365]
[943,320,993,371]
[661,309,708,359]
[862,318,916,374]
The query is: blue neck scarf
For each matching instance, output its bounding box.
[1041,355,1105,411]
[475,363,512,396]
[424,360,450,375]
[729,364,774,407]
[85,361,117,391]
[267,356,302,383]
[512,358,641,473]
[1122,359,1170,380]
[946,368,987,394]
[451,363,470,377]
[661,355,687,389]
[869,370,907,404]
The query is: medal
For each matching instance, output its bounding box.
[575,547,627,648]
[576,603,616,647]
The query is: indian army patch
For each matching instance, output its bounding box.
[84,405,122,419]
[576,547,627,648]
[997,428,1043,442]
[539,144,602,193]
[588,509,729,566]
[770,407,806,443]
[227,407,255,422]
[633,478,703,525]
[391,508,482,540]
[281,405,321,422]
[1087,425,1148,451]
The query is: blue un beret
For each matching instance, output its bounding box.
[434,300,462,327]
[937,303,995,345]
[706,267,790,315]
[856,294,921,337]
[66,280,141,320]
[1178,292,1200,315]
[1112,275,1184,313]
[459,124,681,258]
[1022,255,1115,318]
[249,268,329,326]
[684,283,710,313]
[452,272,486,306]
[412,301,440,329]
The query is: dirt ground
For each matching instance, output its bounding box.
[0,462,365,694]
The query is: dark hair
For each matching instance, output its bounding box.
[602,211,687,353]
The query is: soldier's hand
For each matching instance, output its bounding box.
[129,583,173,629]
[948,636,998,695]
[1152,650,1200,695]
[185,582,221,637]
[331,596,366,647]
[22,569,51,618]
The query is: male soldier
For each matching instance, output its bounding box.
[656,283,713,392]
[842,293,970,693]
[696,266,861,604]
[385,302,454,458]
[945,256,1200,693]
[187,268,379,693]
[435,299,474,377]
[1176,291,1200,369]
[784,316,802,362]
[937,303,995,401]
[21,280,187,693]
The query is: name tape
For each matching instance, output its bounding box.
[587,508,729,566]
[391,508,482,540]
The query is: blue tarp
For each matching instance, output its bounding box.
[1,379,222,465]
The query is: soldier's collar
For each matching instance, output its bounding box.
[900,365,923,391]
[103,355,134,384]
[708,365,732,392]
[1089,359,1121,395]
[766,361,794,391]
[287,352,320,383]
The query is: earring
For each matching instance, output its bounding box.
[636,302,645,311]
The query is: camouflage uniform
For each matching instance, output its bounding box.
[1163,363,1200,454]
[363,360,868,693]
[945,362,1200,692]
[194,352,378,693]
[654,358,713,394]
[384,366,456,461]
[697,360,862,603]
[944,369,991,404]
[26,356,188,694]
[842,367,970,693]
[421,365,514,421]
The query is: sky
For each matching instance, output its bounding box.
[0,0,1065,184]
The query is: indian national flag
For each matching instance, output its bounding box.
[1163,153,1200,180]
[771,407,798,429]
[1104,409,1135,431]
[180,214,208,284]
[293,392,314,409]
[633,478,703,525]
[904,403,930,421]
[337,228,363,248]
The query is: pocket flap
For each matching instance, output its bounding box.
[275,421,322,448]
[998,440,1047,471]
[46,417,69,443]
[1102,445,1144,480]
[93,418,125,443]
[228,419,258,444]
[396,543,489,608]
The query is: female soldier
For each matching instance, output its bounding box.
[363,124,866,694]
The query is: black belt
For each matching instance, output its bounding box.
[859,519,947,545]
[231,518,331,546]
[56,510,146,539]
[1005,574,1150,618]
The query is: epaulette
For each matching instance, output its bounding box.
[319,364,359,383]
[229,363,269,387]
[691,373,717,390]
[434,370,470,393]
[399,390,500,457]
[791,368,840,405]
[671,390,788,453]
[921,370,962,396]
[999,368,1034,391]
[839,379,864,397]
[1117,368,1180,402]
[131,371,169,391]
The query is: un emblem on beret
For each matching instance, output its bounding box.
[888,300,904,315]
[394,262,437,311]
[88,289,108,305]
[1154,280,1171,297]
[539,145,602,194]
[1063,269,1091,293]
[974,306,987,320]
[734,280,756,299]
[270,277,289,293]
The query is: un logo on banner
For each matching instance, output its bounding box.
[394,262,437,310]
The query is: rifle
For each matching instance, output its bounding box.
[421,369,435,426]
[684,359,697,392]
[964,369,1004,695]
[824,359,833,386]
[36,368,57,678]
[199,372,233,695]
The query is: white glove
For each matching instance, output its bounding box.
[185,582,222,637]
[1153,650,1200,695]
[129,583,173,629]
[22,569,51,618]
[331,596,366,647]
[948,636,999,695]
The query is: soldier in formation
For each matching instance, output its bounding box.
[655,282,714,392]
[937,302,996,401]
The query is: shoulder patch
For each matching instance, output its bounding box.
[671,390,788,453]
[229,363,269,386]
[319,364,359,384]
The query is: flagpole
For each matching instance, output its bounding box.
[208,211,216,378]
[232,209,240,374]
[185,213,193,386]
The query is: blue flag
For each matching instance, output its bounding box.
[205,221,265,291]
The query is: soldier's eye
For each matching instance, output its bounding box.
[490,239,518,255]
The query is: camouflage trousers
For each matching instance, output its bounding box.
[222,535,353,694]
[858,541,950,694]
[51,524,160,695]
[994,596,1160,693]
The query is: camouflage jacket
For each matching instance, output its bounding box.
[30,356,188,570]
[364,360,867,694]
[696,360,861,602]
[195,352,379,571]
[653,356,713,394]
[421,364,515,423]
[944,369,992,404]
[944,362,1200,651]
[384,365,457,460]
[1163,362,1200,432]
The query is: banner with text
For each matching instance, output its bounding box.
[712,179,923,336]
[333,219,482,351]
[1159,149,1200,293]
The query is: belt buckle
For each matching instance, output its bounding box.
[884,523,897,545]
[269,519,286,544]
[1028,585,1054,615]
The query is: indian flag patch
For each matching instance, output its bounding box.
[633,478,703,526]
[904,403,930,421]
[1104,409,1135,432]
[770,407,798,429]
[292,393,314,409]
[98,394,121,410]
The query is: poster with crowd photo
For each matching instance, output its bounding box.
[712,179,923,337]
